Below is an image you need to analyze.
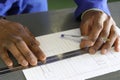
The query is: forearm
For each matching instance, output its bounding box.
[74,0,111,20]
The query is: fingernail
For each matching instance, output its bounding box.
[80,40,94,49]
[22,60,28,66]
[101,49,107,54]
[89,48,96,54]
[39,54,46,60]
[40,56,46,63]
[7,62,13,67]
[30,58,37,66]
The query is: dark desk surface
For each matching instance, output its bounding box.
[0,2,120,80]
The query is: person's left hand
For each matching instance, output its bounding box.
[80,10,120,54]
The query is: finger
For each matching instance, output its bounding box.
[15,39,38,66]
[19,26,46,63]
[6,43,28,66]
[80,20,89,36]
[30,45,46,63]
[80,39,94,49]
[20,29,46,63]
[0,48,13,66]
[80,17,104,49]
[88,17,104,43]
[80,19,93,49]
[22,26,40,46]
[114,36,120,52]
[89,18,111,54]
[101,25,118,54]
[24,27,36,39]
[23,35,46,63]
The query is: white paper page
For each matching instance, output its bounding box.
[23,27,120,80]
[23,49,120,80]
[36,28,81,57]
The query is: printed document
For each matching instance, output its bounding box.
[23,28,120,80]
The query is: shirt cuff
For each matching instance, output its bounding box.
[81,8,104,20]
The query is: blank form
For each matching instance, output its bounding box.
[23,28,120,80]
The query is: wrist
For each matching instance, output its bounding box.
[81,8,103,20]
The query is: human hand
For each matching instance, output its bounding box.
[80,10,120,54]
[0,19,46,67]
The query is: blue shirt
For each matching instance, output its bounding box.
[74,0,110,18]
[0,0,48,16]
[0,0,110,19]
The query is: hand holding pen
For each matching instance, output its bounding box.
[79,10,120,54]
[61,34,110,43]
[61,34,110,50]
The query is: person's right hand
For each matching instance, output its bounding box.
[0,19,46,67]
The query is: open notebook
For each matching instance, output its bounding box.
[23,28,120,80]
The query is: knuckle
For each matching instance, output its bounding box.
[89,35,97,42]
[107,16,112,21]
[24,51,32,58]
[107,16,111,21]
[105,42,111,48]
[101,30,109,36]
[97,38,103,42]
[13,37,23,43]
[90,37,97,42]
[29,41,38,47]
[107,16,113,23]
[107,16,116,25]
[16,38,23,43]
[10,22,25,33]
[28,38,39,47]
[33,49,40,55]
[96,23,103,30]
[111,29,117,36]
[14,53,21,59]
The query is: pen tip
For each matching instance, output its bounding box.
[61,34,64,37]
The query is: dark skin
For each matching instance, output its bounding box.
[0,10,120,67]
[0,19,46,67]
[80,10,120,54]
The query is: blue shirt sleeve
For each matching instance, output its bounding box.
[74,0,111,19]
[0,0,14,16]
[0,0,48,16]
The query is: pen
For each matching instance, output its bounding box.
[61,34,110,42]
[61,34,88,39]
